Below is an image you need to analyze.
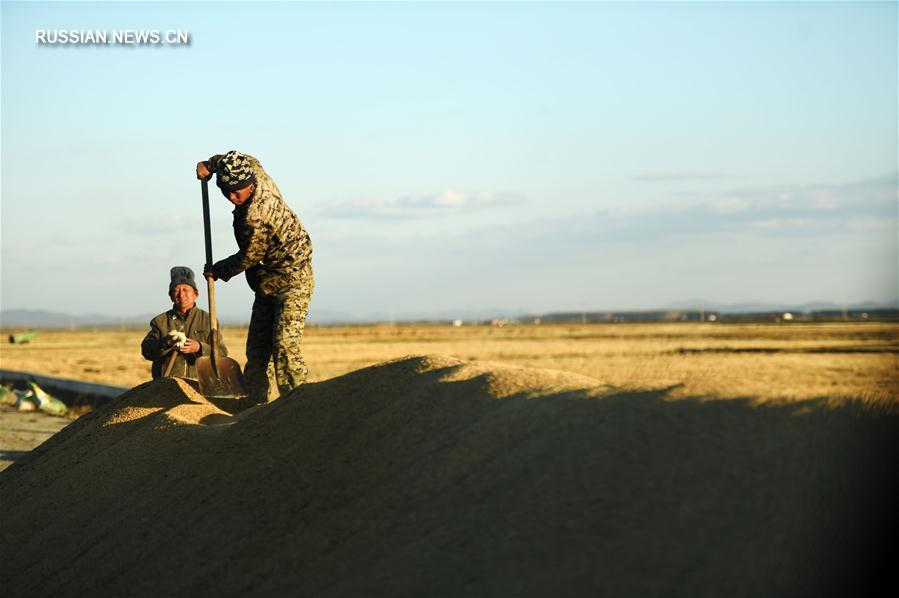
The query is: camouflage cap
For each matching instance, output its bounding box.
[215,150,257,192]
[169,266,198,294]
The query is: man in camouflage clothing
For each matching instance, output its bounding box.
[141,266,229,380]
[196,151,314,404]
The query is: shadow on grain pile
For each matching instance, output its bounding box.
[1,355,897,598]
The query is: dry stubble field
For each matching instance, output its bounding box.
[1,321,896,405]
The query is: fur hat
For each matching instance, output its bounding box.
[215,150,257,192]
[169,266,198,294]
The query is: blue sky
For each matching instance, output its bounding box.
[1,1,896,322]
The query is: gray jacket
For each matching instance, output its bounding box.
[140,306,228,380]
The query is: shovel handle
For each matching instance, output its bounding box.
[163,349,178,377]
[206,274,220,375]
[202,178,213,268]
[206,273,218,331]
[201,178,220,376]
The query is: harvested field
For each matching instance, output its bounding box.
[1,355,897,597]
[1,322,897,403]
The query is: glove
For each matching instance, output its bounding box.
[166,330,188,349]
[205,261,228,281]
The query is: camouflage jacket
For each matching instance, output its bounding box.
[206,153,313,296]
[140,305,228,380]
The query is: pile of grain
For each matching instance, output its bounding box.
[1,355,896,597]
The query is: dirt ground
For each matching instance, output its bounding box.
[0,406,70,471]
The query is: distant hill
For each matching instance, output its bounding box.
[2,299,897,329]
[0,309,248,329]
[0,307,527,328]
[664,299,899,313]
[0,310,155,329]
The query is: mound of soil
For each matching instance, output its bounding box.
[1,355,897,597]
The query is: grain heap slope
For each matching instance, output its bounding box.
[1,355,896,598]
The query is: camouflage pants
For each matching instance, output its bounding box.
[244,274,313,404]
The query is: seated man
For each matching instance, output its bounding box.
[141,267,228,380]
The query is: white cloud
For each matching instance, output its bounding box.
[751,218,817,230]
[687,174,897,226]
[321,190,525,219]
[632,172,729,182]
[846,218,897,232]
[708,196,750,214]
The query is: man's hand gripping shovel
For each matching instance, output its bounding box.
[196,178,247,405]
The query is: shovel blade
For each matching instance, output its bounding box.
[197,355,247,400]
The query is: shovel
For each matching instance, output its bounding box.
[196,178,247,401]
[162,347,178,377]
